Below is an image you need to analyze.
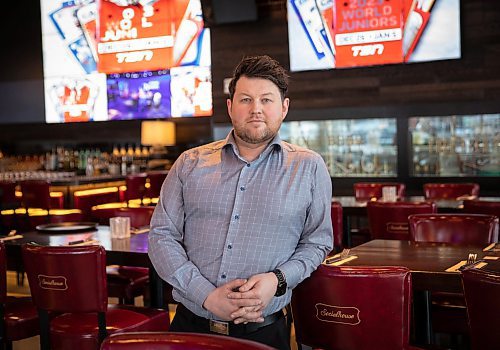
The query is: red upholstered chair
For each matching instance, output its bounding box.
[0,242,39,349]
[349,183,406,246]
[353,182,406,201]
[19,180,52,210]
[423,183,479,200]
[0,181,21,234]
[19,180,52,230]
[91,206,155,305]
[463,199,500,218]
[21,244,169,350]
[18,180,83,230]
[100,332,275,350]
[291,265,423,350]
[0,181,20,211]
[367,201,437,240]
[408,214,499,245]
[125,174,148,206]
[409,213,499,341]
[462,266,500,350]
[145,171,168,202]
[73,187,121,221]
[331,201,343,252]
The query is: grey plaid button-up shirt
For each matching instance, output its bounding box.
[148,131,333,319]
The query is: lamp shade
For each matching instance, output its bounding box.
[141,121,176,146]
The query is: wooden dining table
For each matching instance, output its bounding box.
[2,225,166,309]
[330,239,500,346]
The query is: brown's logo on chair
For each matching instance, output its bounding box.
[38,274,68,290]
[386,222,408,233]
[315,303,360,325]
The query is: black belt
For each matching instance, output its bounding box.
[176,304,283,336]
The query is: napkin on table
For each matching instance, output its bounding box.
[445,260,488,272]
[0,234,23,242]
[324,255,358,266]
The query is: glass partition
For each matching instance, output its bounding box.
[409,114,500,177]
[280,118,398,177]
[214,113,500,178]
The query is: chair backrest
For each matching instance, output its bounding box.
[423,183,479,200]
[331,201,343,250]
[22,244,108,313]
[353,182,405,201]
[462,266,500,350]
[125,174,148,202]
[19,180,51,210]
[73,188,121,220]
[0,242,6,304]
[292,265,412,350]
[146,171,168,199]
[100,332,275,350]
[409,214,499,245]
[463,199,500,218]
[91,206,155,228]
[367,201,437,240]
[0,180,20,210]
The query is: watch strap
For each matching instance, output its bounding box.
[272,269,287,296]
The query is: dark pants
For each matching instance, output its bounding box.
[170,304,291,350]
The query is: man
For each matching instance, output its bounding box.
[148,55,333,349]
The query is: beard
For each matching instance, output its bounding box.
[233,121,281,145]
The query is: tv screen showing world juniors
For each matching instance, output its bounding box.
[41,0,211,123]
[287,0,461,72]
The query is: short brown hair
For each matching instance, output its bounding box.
[228,55,289,101]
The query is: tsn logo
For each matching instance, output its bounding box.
[351,44,384,56]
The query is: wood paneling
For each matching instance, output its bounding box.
[211,0,500,123]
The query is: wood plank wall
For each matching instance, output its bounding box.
[211,0,500,124]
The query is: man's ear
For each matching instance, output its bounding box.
[281,97,290,121]
[226,98,233,120]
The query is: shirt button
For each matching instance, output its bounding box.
[240,186,245,191]
[228,244,232,249]
[234,214,240,220]
[246,163,251,167]
[221,274,226,279]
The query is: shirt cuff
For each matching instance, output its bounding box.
[186,274,216,309]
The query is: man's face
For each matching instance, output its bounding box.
[227,76,289,146]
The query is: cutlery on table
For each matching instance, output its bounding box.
[325,248,350,265]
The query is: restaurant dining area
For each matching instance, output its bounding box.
[1,179,499,350]
[1,0,500,349]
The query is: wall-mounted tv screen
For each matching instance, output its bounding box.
[41,0,211,123]
[287,0,461,72]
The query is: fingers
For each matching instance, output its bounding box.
[224,278,247,291]
[231,307,264,323]
[237,277,258,292]
[233,316,265,324]
[230,305,259,318]
[227,289,257,300]
[229,297,262,308]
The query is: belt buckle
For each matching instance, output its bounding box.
[209,320,229,335]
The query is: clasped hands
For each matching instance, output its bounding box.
[203,272,278,324]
